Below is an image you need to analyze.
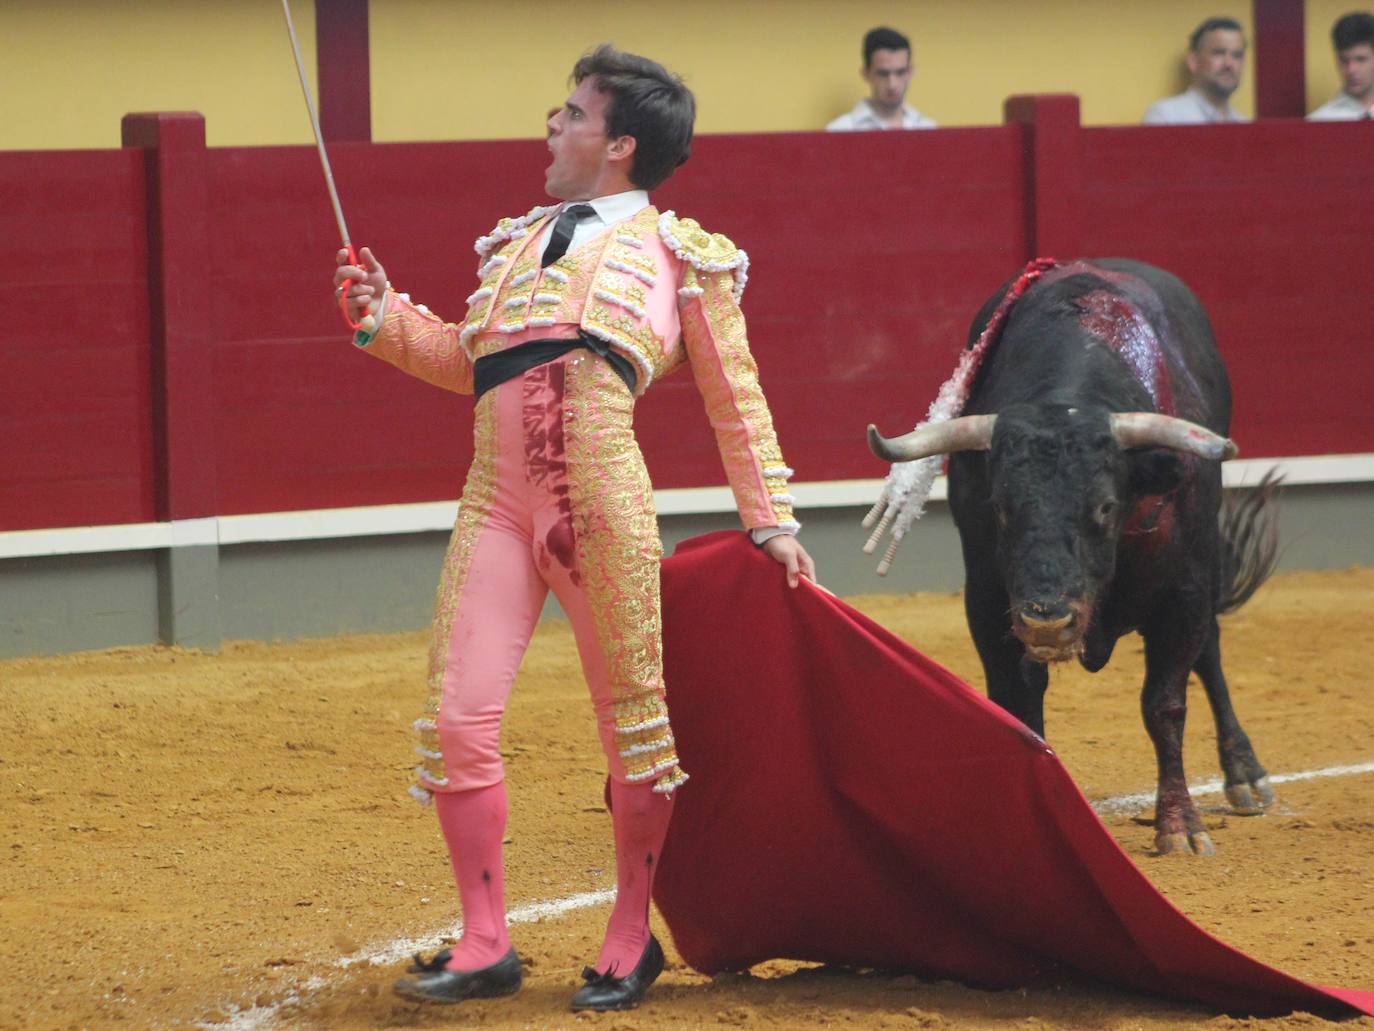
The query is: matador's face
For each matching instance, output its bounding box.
[545,76,633,201]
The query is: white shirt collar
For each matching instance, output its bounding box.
[539,190,649,257]
[567,189,650,227]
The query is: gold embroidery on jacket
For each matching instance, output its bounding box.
[681,269,795,528]
[605,247,659,286]
[592,271,650,318]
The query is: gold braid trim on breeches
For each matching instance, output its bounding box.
[563,355,686,794]
[411,399,499,796]
[409,353,686,798]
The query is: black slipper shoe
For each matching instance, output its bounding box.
[569,935,665,1012]
[393,946,522,1003]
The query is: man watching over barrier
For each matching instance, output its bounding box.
[1310,11,1374,119]
[333,44,814,1014]
[826,26,937,131]
[1144,17,1249,124]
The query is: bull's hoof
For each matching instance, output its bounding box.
[1225,776,1275,816]
[1155,830,1216,856]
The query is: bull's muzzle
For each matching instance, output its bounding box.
[1013,603,1084,663]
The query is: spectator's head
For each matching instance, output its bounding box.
[1186,17,1247,102]
[545,44,695,199]
[861,26,914,116]
[1332,12,1374,100]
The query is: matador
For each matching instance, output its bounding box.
[333,44,814,1012]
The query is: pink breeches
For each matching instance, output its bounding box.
[421,351,670,792]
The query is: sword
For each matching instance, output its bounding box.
[280,0,375,332]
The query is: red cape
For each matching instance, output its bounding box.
[654,531,1374,1018]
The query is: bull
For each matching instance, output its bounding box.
[869,258,1279,855]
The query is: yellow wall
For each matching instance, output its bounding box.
[4,2,320,150]
[369,0,1254,137]
[2,1,1357,151]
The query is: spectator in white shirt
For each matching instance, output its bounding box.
[1309,11,1374,120]
[826,26,936,131]
[1144,17,1249,124]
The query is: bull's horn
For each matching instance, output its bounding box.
[867,414,998,463]
[1109,412,1239,461]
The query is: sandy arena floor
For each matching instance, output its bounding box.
[1,566,1371,1030]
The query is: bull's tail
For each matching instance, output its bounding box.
[1217,469,1283,615]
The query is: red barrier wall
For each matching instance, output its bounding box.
[1076,122,1372,459]
[196,126,1029,520]
[3,100,1372,533]
[0,149,153,529]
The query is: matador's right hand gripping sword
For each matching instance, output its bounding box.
[280,0,375,333]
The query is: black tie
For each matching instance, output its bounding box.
[540,204,596,267]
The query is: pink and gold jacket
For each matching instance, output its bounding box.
[358,204,798,532]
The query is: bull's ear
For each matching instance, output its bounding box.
[1128,448,1184,496]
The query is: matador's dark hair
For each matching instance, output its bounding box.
[572,44,695,191]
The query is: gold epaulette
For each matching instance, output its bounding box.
[657,210,750,300]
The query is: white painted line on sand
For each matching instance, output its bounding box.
[345,761,1374,971]
[348,762,1374,968]
[205,891,619,1029]
[338,887,618,969]
[1091,760,1374,815]
[204,760,1373,1028]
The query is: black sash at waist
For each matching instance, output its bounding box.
[472,333,637,402]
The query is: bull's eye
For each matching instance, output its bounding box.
[1095,499,1117,526]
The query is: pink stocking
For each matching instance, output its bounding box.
[433,783,512,970]
[596,778,674,975]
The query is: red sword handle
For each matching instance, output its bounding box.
[339,243,375,332]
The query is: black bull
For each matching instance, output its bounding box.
[870,259,1280,855]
